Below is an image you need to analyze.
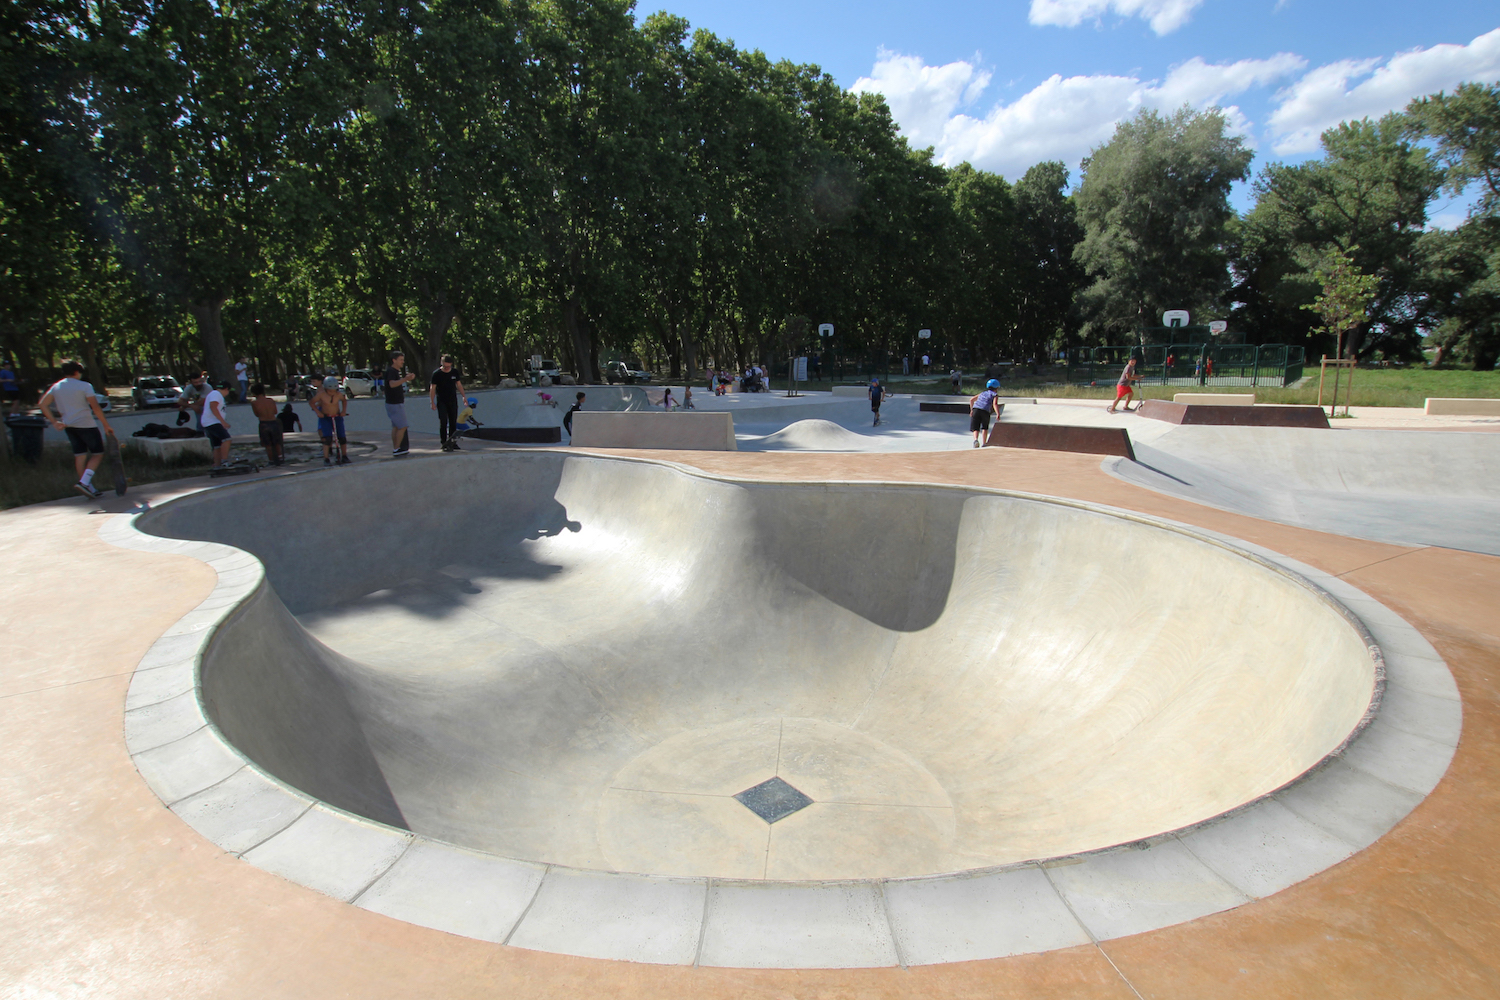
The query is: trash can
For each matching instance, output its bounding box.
[5,414,46,463]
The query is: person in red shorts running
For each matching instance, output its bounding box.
[1107,357,1139,413]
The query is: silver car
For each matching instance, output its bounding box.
[340,370,378,397]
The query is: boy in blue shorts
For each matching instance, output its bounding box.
[310,376,350,466]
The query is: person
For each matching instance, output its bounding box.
[969,378,1002,448]
[429,354,464,451]
[234,358,249,402]
[0,360,20,412]
[563,391,585,440]
[950,368,961,393]
[1166,353,1175,375]
[310,376,349,466]
[247,383,284,466]
[662,387,676,410]
[285,374,299,401]
[683,384,694,409]
[177,371,210,426]
[199,377,232,468]
[902,356,909,375]
[1107,357,1138,413]
[39,361,116,498]
[869,377,887,426]
[277,402,302,434]
[382,350,416,456]
[456,396,482,434]
[921,353,930,374]
[1205,356,1216,379]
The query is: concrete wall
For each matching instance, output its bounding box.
[1426,397,1500,416]
[986,422,1136,459]
[1173,393,1254,406]
[570,411,736,450]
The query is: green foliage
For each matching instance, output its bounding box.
[1073,106,1252,340]
[1301,246,1379,356]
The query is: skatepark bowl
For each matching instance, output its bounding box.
[118,451,1398,966]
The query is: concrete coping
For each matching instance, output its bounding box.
[1424,397,1500,416]
[101,457,1459,969]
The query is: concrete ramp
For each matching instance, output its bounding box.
[754,419,872,451]
[138,453,1377,882]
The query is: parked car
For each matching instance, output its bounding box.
[527,358,562,380]
[341,370,378,396]
[131,375,183,409]
[604,360,654,384]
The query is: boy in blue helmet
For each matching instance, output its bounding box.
[969,379,1002,447]
[869,377,887,426]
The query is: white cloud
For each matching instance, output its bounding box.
[1028,0,1205,36]
[854,51,1302,178]
[1268,28,1500,154]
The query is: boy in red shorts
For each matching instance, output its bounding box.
[1107,358,1139,413]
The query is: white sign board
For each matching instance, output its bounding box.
[793,357,808,382]
[1162,310,1190,328]
[818,323,834,338]
[530,354,543,370]
[918,328,931,339]
[1208,320,1228,335]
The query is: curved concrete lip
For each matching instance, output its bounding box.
[104,453,1460,969]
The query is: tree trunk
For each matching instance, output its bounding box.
[368,293,424,374]
[563,297,597,383]
[187,296,235,385]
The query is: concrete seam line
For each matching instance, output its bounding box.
[0,668,137,703]
[129,721,209,757]
[232,801,316,858]
[1171,834,1258,903]
[350,836,414,905]
[1039,864,1147,1000]
[501,864,548,947]
[693,878,713,968]
[876,880,907,970]
[162,762,247,809]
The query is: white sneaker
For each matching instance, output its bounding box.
[75,480,103,498]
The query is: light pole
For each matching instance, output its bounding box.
[818,324,833,386]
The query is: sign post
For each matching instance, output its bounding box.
[818,324,834,386]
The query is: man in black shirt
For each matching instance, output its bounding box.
[428,354,465,451]
[383,350,417,456]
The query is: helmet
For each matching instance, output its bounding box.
[323,376,339,389]
[466,397,477,406]
[986,379,999,389]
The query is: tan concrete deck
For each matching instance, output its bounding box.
[3,444,1497,998]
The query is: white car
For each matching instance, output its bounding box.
[340,370,378,397]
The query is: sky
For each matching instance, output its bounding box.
[647,1,1500,224]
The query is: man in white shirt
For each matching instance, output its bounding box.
[39,361,115,498]
[197,373,233,467]
[234,358,249,401]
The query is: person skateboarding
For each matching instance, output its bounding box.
[248,383,284,466]
[38,361,115,498]
[969,378,1002,448]
[564,392,585,442]
[1107,358,1139,413]
[869,377,887,426]
[382,350,416,456]
[199,379,232,469]
[429,355,464,451]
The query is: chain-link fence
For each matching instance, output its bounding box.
[1066,343,1305,388]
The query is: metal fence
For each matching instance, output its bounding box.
[1066,343,1305,388]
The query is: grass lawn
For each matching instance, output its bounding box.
[771,367,1500,408]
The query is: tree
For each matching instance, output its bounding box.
[1073,106,1252,341]
[1302,246,1377,410]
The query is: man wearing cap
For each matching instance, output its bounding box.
[310,376,350,466]
[969,379,1003,448]
[429,354,465,451]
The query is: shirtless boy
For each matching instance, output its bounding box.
[310,376,350,466]
[248,383,284,465]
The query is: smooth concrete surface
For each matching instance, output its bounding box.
[122,435,213,460]
[1173,393,1255,405]
[2,444,1493,996]
[1425,396,1500,416]
[125,452,1378,882]
[568,410,736,450]
[1110,425,1500,554]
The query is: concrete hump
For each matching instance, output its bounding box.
[985,422,1135,460]
[1425,397,1500,416]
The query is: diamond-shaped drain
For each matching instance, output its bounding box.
[734,776,813,824]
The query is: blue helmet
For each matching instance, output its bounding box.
[986,379,1000,389]
[465,397,477,406]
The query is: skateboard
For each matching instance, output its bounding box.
[103,430,128,496]
[209,458,261,478]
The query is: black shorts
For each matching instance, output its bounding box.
[64,427,104,455]
[258,420,284,447]
[969,408,991,433]
[205,424,230,447]
[1,388,19,402]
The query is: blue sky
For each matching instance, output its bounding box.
[649,1,1500,223]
